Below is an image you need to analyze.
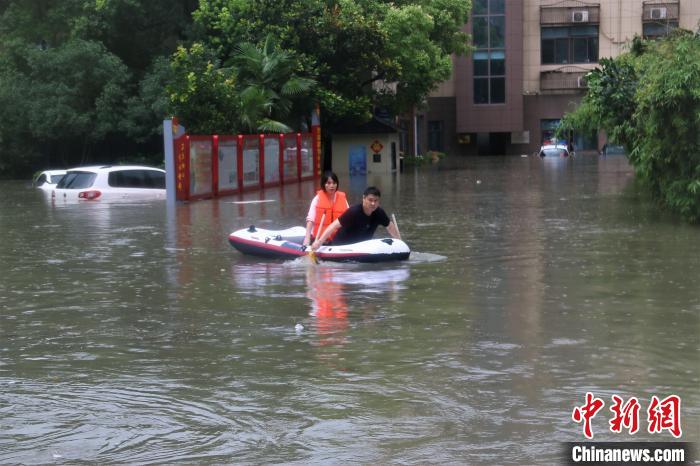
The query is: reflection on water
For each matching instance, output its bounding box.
[231,260,410,350]
[306,266,350,347]
[305,264,410,348]
[1,155,699,464]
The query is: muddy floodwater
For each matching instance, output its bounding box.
[1,154,698,464]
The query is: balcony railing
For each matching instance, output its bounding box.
[540,0,600,25]
[642,1,679,21]
[540,66,589,91]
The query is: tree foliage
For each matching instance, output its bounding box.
[178,0,471,130]
[167,42,240,134]
[232,35,316,132]
[561,31,700,223]
[168,35,316,134]
[0,0,197,176]
[0,0,471,177]
[559,57,638,147]
[0,37,130,170]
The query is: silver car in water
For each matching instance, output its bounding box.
[33,169,67,191]
[51,165,166,202]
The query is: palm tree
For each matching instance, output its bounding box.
[231,35,315,133]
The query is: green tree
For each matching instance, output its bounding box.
[230,35,315,132]
[0,37,130,170]
[559,56,638,148]
[167,42,240,134]
[167,35,315,134]
[561,31,700,223]
[184,0,471,127]
[631,31,700,222]
[0,0,197,176]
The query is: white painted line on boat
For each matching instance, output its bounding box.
[229,200,276,204]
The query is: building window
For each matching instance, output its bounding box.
[541,26,598,64]
[428,121,444,152]
[643,21,678,39]
[473,0,505,104]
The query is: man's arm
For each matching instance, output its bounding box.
[311,218,341,250]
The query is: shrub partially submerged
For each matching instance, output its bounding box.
[560,31,700,223]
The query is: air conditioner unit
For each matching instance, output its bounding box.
[572,10,589,23]
[650,7,667,20]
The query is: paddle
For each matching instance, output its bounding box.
[392,213,401,239]
[308,212,325,265]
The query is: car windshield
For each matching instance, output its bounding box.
[56,171,97,189]
[541,148,568,157]
[605,144,626,155]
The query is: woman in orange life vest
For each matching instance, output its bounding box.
[303,171,349,247]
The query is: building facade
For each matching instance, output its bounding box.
[413,0,700,156]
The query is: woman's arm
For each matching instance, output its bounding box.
[303,220,314,246]
[303,196,319,246]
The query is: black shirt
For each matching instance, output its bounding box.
[332,204,390,245]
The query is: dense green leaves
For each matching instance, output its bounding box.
[181,0,471,129]
[167,35,315,134]
[559,57,638,148]
[0,37,130,171]
[631,31,700,222]
[167,42,239,134]
[230,35,316,132]
[561,31,700,223]
[0,0,197,175]
[0,0,470,177]
[26,40,129,140]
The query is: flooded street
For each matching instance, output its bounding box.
[1,154,699,464]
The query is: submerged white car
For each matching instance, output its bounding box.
[51,165,166,201]
[34,169,67,190]
[538,144,570,158]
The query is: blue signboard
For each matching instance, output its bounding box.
[349,145,366,175]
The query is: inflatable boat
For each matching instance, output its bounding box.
[228,225,410,263]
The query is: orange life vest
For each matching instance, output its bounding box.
[313,190,348,239]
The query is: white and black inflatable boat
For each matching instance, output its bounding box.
[228,225,410,263]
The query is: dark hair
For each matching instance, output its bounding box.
[363,186,381,197]
[320,171,339,191]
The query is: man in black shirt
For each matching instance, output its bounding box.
[311,186,401,248]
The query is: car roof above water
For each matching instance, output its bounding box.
[39,169,67,176]
[66,165,165,173]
